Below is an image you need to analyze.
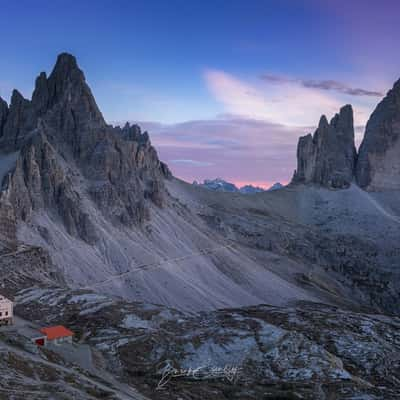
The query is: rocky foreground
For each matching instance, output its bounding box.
[7,286,399,400]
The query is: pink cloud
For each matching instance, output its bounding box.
[131,116,300,186]
[204,68,375,127]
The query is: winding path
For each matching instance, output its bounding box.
[84,243,235,289]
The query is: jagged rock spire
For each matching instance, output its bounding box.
[32,71,49,114]
[35,52,105,128]
[356,78,400,190]
[0,97,8,139]
[0,53,107,152]
[1,90,37,151]
[46,53,86,105]
[292,104,356,189]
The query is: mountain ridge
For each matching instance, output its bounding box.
[0,53,171,247]
[193,178,283,193]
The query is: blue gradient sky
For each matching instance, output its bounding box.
[1,0,399,187]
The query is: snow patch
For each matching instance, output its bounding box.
[67,293,108,304]
[120,314,151,329]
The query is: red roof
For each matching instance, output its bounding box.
[40,325,74,340]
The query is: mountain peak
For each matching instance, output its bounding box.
[393,77,400,92]
[0,54,105,152]
[318,115,329,129]
[267,182,284,191]
[0,97,8,138]
[46,52,86,104]
[293,105,356,188]
[43,53,105,128]
[10,89,26,105]
[56,52,78,65]
[52,53,81,77]
[338,104,353,123]
[0,96,7,111]
[330,104,354,132]
[340,103,353,113]
[195,178,267,194]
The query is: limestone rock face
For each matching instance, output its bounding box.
[356,79,400,190]
[0,97,8,138]
[0,201,17,253]
[293,105,356,188]
[5,133,97,244]
[31,72,49,114]
[1,90,37,151]
[0,53,170,244]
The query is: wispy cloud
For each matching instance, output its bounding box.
[204,69,373,127]
[260,74,383,97]
[170,159,214,167]
[204,69,271,121]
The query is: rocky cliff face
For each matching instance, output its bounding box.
[0,97,8,135]
[0,53,170,244]
[293,79,400,192]
[293,105,356,188]
[0,201,17,253]
[356,79,400,190]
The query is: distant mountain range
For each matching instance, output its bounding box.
[193,178,284,193]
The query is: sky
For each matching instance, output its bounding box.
[1,0,400,188]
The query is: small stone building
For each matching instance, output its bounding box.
[40,325,74,345]
[0,293,13,325]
